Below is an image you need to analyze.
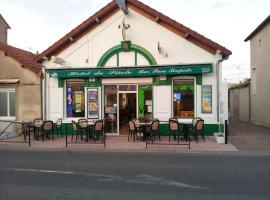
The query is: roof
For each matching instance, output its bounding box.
[0,14,11,29]
[0,42,41,76]
[37,0,232,62]
[244,15,270,42]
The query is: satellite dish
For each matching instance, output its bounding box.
[116,0,129,15]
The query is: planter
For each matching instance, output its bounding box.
[214,132,225,144]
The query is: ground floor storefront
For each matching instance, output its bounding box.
[45,63,222,136]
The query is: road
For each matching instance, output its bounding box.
[0,149,270,200]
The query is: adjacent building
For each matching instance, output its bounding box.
[37,0,231,135]
[245,15,270,128]
[0,42,42,121]
[0,14,10,44]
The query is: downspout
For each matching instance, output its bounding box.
[215,50,228,123]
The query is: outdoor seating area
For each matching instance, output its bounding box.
[127,117,206,149]
[0,116,234,152]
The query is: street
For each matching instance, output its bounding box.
[0,149,270,200]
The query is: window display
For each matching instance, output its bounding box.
[66,81,85,118]
[173,79,194,118]
[202,85,212,113]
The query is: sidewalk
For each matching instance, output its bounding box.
[0,135,237,153]
[229,120,270,152]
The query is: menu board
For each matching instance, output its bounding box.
[202,85,212,113]
[87,88,99,119]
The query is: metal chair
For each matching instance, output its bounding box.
[168,118,184,143]
[146,119,160,143]
[189,117,202,138]
[128,120,142,142]
[54,118,63,137]
[92,120,106,146]
[71,120,79,142]
[37,121,53,142]
[78,119,88,140]
[194,119,205,143]
[33,118,43,139]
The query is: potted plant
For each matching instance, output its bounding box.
[214,132,225,144]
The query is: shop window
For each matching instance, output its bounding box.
[104,85,118,133]
[66,81,85,118]
[138,85,152,119]
[173,79,194,118]
[0,89,16,118]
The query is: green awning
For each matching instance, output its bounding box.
[48,63,212,78]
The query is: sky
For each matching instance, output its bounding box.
[1,0,269,83]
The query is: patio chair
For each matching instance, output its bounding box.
[188,117,202,138]
[168,118,184,143]
[37,121,53,142]
[128,120,143,142]
[33,118,43,139]
[78,119,88,140]
[146,119,160,143]
[71,120,80,142]
[194,119,205,143]
[54,118,63,137]
[92,120,105,146]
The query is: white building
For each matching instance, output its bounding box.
[37,0,231,135]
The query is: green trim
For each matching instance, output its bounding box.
[58,79,64,88]
[48,64,213,79]
[135,52,137,66]
[84,78,101,87]
[196,74,202,85]
[116,53,119,66]
[97,41,157,66]
[153,76,172,86]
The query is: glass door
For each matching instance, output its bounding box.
[104,85,118,133]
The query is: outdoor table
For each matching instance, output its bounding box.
[23,121,35,137]
[87,119,100,141]
[179,121,193,141]
[136,122,152,141]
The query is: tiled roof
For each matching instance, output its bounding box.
[0,42,41,76]
[37,0,231,61]
[244,15,270,42]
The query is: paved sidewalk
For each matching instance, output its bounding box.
[0,135,237,152]
[229,120,270,152]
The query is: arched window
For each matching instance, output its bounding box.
[97,42,157,67]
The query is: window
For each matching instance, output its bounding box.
[138,85,152,119]
[173,79,194,118]
[66,81,85,118]
[0,89,16,118]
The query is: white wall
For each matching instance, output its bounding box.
[43,8,213,69]
[43,7,222,125]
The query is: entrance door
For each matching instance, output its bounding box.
[119,93,137,135]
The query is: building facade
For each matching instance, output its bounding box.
[245,15,270,128]
[0,43,41,121]
[0,14,10,44]
[38,0,231,135]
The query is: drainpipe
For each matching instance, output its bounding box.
[39,64,46,120]
[215,50,228,123]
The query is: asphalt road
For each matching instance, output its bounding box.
[0,149,270,200]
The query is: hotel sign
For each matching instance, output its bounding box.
[48,64,212,78]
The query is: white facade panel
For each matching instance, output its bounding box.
[119,51,135,66]
[153,86,171,121]
[49,87,63,122]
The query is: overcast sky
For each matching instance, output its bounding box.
[1,0,269,83]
